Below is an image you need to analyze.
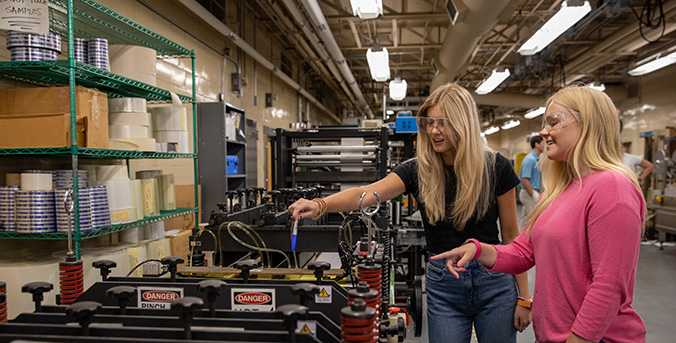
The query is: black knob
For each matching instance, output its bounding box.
[308,261,331,285]
[171,296,204,340]
[92,260,117,281]
[66,301,101,336]
[106,285,136,315]
[21,281,53,312]
[197,280,227,317]
[274,304,309,343]
[160,256,184,282]
[290,282,320,307]
[234,259,257,283]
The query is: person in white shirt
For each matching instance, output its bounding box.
[622,152,653,184]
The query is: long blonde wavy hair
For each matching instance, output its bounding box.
[416,83,496,228]
[526,86,643,233]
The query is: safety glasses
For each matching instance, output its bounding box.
[541,111,578,134]
[415,116,450,132]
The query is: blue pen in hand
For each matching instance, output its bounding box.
[291,215,299,251]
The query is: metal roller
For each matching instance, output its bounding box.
[295,153,376,161]
[296,145,377,153]
[296,161,376,167]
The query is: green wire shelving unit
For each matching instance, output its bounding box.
[0,0,199,259]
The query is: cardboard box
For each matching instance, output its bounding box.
[168,229,192,264]
[164,184,201,231]
[0,85,109,148]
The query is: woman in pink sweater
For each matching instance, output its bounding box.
[432,86,646,343]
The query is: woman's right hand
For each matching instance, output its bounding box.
[429,243,478,279]
[288,198,319,220]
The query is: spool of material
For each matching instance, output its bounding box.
[109,45,157,86]
[146,238,170,259]
[295,154,376,161]
[54,188,92,233]
[136,170,162,180]
[108,125,150,139]
[120,227,140,243]
[5,173,21,186]
[20,173,53,191]
[95,165,128,181]
[108,98,147,113]
[88,186,111,230]
[109,138,157,152]
[157,174,176,211]
[109,112,151,126]
[297,146,377,153]
[0,186,19,232]
[141,178,160,217]
[88,38,110,71]
[153,130,189,153]
[143,222,165,241]
[149,106,187,131]
[130,179,144,220]
[14,190,56,233]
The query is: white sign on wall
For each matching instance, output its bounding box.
[0,0,49,34]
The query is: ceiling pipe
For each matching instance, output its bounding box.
[300,0,375,119]
[279,0,361,114]
[430,0,512,91]
[177,0,342,124]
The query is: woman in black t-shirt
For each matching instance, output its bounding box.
[289,83,531,342]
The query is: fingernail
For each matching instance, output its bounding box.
[292,217,295,222]
[299,216,302,220]
[455,275,459,279]
[457,262,462,268]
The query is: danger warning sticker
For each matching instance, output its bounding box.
[137,286,183,310]
[231,288,275,311]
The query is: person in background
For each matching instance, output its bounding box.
[431,86,646,343]
[623,151,653,186]
[289,83,532,342]
[518,135,545,229]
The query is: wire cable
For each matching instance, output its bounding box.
[226,221,292,267]
[631,0,666,43]
[126,259,163,277]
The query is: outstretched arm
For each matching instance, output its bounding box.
[288,173,406,220]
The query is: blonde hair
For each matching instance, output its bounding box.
[416,83,496,228]
[526,86,643,232]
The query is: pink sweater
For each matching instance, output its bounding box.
[492,170,646,343]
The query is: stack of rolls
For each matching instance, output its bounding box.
[6,31,61,61]
[108,98,156,151]
[150,106,189,153]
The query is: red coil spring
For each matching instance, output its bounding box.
[341,298,378,343]
[59,261,83,305]
[357,263,382,317]
[0,281,7,323]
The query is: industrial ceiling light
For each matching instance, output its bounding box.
[484,126,500,135]
[389,77,407,101]
[350,0,382,19]
[524,107,546,119]
[501,119,521,130]
[517,0,592,56]
[628,48,676,76]
[366,46,390,82]
[475,67,510,95]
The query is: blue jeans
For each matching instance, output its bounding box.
[426,258,517,343]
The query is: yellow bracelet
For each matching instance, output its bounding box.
[311,198,327,220]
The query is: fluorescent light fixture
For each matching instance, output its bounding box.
[386,109,394,115]
[517,0,592,56]
[588,82,606,92]
[484,126,500,135]
[475,68,510,94]
[366,47,390,82]
[501,119,521,130]
[524,107,546,119]
[350,0,382,19]
[389,78,407,100]
[628,49,676,76]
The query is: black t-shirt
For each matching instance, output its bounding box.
[392,153,519,254]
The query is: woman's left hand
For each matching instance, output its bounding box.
[514,306,532,332]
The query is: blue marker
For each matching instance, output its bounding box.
[291,216,299,251]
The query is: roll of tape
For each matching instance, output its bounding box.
[109,44,158,86]
[108,125,150,139]
[109,111,150,126]
[109,138,157,152]
[141,178,160,217]
[130,179,144,220]
[120,227,140,243]
[135,170,162,180]
[95,165,128,181]
[20,173,53,191]
[95,179,132,211]
[157,174,176,211]
[143,222,165,241]
[108,98,147,113]
[149,106,187,131]
[154,130,189,153]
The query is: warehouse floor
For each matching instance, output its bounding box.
[404,242,676,343]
